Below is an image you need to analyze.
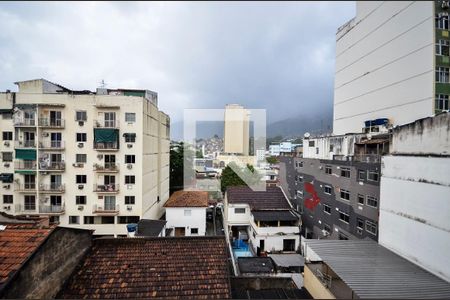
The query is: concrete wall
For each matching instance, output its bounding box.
[1,227,92,299]
[303,265,335,299]
[165,207,206,236]
[334,1,434,135]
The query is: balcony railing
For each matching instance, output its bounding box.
[39,204,65,214]
[39,183,65,192]
[14,183,37,192]
[94,184,119,193]
[14,140,36,148]
[92,204,119,214]
[15,160,37,170]
[15,204,37,213]
[38,118,65,128]
[39,161,66,171]
[38,141,65,150]
[14,119,36,127]
[93,163,119,172]
[93,142,119,151]
[94,119,120,128]
[353,154,381,163]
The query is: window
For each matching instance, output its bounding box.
[234,208,246,214]
[184,209,192,216]
[24,195,36,210]
[296,190,303,198]
[1,152,13,162]
[340,189,350,201]
[3,195,13,204]
[315,147,319,154]
[124,133,136,143]
[323,223,331,234]
[76,196,86,205]
[365,220,378,235]
[84,216,95,224]
[297,175,303,183]
[436,94,449,111]
[125,196,135,205]
[69,216,80,224]
[2,132,12,141]
[436,66,450,83]
[357,218,364,230]
[367,171,379,182]
[283,239,296,251]
[324,185,332,195]
[101,216,115,224]
[75,111,87,121]
[125,175,135,184]
[118,216,140,224]
[76,175,87,184]
[125,155,135,164]
[340,167,350,178]
[436,39,450,56]
[358,170,366,181]
[436,14,449,30]
[366,196,378,208]
[76,133,87,142]
[76,154,87,163]
[357,194,365,205]
[298,161,303,167]
[308,141,315,147]
[125,113,136,123]
[339,211,350,223]
[325,166,332,175]
[323,204,331,214]
[191,228,199,235]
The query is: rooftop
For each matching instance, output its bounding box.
[135,219,167,237]
[252,210,298,222]
[164,190,209,208]
[269,254,304,268]
[304,239,450,299]
[237,257,275,274]
[226,186,291,210]
[59,236,231,299]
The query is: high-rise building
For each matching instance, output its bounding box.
[223,104,250,155]
[0,79,170,236]
[334,1,449,135]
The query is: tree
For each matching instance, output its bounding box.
[170,141,195,194]
[220,162,262,193]
[196,150,204,158]
[266,156,278,164]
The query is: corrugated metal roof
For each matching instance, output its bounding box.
[269,254,304,267]
[305,239,450,299]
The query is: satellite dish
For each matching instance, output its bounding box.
[304,132,311,138]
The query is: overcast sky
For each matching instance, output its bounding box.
[0,1,355,125]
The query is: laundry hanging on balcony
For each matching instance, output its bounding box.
[15,149,36,160]
[94,128,119,143]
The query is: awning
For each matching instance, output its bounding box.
[14,170,36,175]
[15,149,36,160]
[94,128,119,143]
[252,210,298,222]
[0,173,13,183]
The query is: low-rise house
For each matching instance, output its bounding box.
[59,236,231,299]
[225,186,300,255]
[164,190,208,236]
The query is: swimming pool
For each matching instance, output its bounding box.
[232,239,253,258]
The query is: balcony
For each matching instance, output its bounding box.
[93,142,119,151]
[38,141,65,150]
[38,118,65,128]
[93,183,119,193]
[14,160,37,171]
[353,154,381,163]
[39,161,66,172]
[14,140,36,149]
[93,163,119,172]
[14,183,37,192]
[92,204,120,215]
[94,119,120,128]
[14,119,36,127]
[39,183,65,193]
[39,203,65,214]
[15,204,37,214]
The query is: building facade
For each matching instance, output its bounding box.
[334,1,450,135]
[223,104,250,155]
[0,79,170,236]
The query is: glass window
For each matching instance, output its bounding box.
[340,167,350,178]
[125,175,135,184]
[101,216,115,224]
[339,211,350,223]
[436,14,449,30]
[308,141,315,147]
[191,228,199,235]
[436,66,450,83]
[76,111,87,121]
[184,209,192,216]
[3,195,13,204]
[125,133,136,143]
[69,216,80,224]
[125,196,135,205]
[118,216,140,224]
[76,196,86,205]
[366,220,378,235]
[84,216,95,224]
[324,186,332,195]
[340,189,350,201]
[76,175,87,184]
[125,113,136,123]
[323,223,331,234]
[367,171,379,182]
[436,39,450,56]
[367,196,378,208]
[234,208,246,214]
[2,132,12,141]
[24,195,36,210]
[2,152,13,162]
[76,154,87,163]
[76,133,87,142]
[358,170,366,181]
[125,155,135,164]
[435,94,449,111]
[325,166,332,174]
[357,194,365,205]
[357,218,364,230]
[323,204,331,214]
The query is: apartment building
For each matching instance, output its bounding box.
[0,79,170,236]
[334,1,450,135]
[223,104,250,155]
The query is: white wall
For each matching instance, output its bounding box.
[380,155,450,282]
[226,204,251,225]
[165,207,206,236]
[334,1,434,135]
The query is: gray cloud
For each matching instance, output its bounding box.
[0,1,355,129]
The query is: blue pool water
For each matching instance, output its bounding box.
[232,239,253,258]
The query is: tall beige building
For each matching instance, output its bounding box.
[0,79,170,236]
[223,104,250,155]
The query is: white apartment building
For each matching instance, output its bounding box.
[334,1,449,135]
[223,104,250,155]
[0,79,170,236]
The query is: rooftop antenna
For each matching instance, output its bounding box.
[99,79,107,88]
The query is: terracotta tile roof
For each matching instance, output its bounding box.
[226,186,291,210]
[0,223,53,285]
[164,190,209,208]
[60,236,231,299]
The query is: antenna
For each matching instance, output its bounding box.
[99,79,107,88]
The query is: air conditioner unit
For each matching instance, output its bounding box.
[78,206,84,211]
[42,132,49,137]
[127,164,133,169]
[78,185,84,190]
[3,206,10,210]
[127,144,133,148]
[127,206,132,211]
[3,141,9,146]
[78,143,84,148]
[3,163,10,168]
[97,154,103,160]
[3,185,10,189]
[78,121,84,126]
